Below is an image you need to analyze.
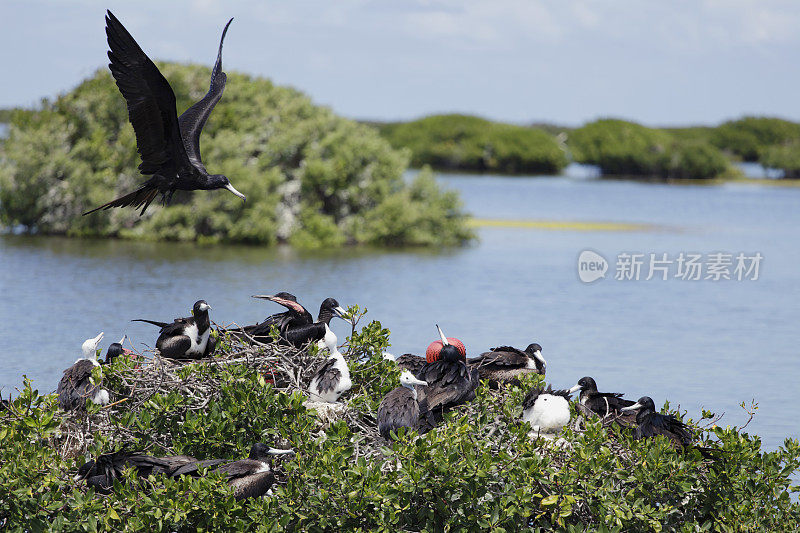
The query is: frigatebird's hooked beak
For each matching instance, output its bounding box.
[436,324,449,346]
[266,447,295,455]
[225,182,247,202]
[621,402,643,412]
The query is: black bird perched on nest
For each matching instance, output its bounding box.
[415,325,480,414]
[171,443,294,500]
[236,292,313,344]
[621,396,699,451]
[621,397,723,459]
[133,300,216,359]
[83,11,245,217]
[75,450,198,493]
[57,332,110,411]
[231,294,349,348]
[469,342,546,385]
[567,376,636,425]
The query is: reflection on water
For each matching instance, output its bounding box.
[1,173,799,455]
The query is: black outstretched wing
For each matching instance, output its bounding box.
[105,11,190,175]
[312,358,341,394]
[178,18,233,168]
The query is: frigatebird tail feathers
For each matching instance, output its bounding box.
[178,18,233,168]
[132,318,171,329]
[82,184,159,216]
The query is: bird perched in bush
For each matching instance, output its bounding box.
[171,443,294,500]
[415,325,479,414]
[567,376,636,425]
[57,332,110,411]
[133,300,216,359]
[378,370,431,439]
[522,385,572,435]
[469,342,546,385]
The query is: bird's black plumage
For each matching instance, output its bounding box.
[393,353,428,375]
[233,295,348,348]
[83,11,244,216]
[377,372,432,439]
[521,385,572,411]
[57,360,101,411]
[102,335,129,365]
[76,451,199,493]
[416,344,480,413]
[57,333,109,411]
[311,357,342,395]
[623,396,693,449]
[469,342,545,384]
[570,376,636,425]
[172,443,293,500]
[133,300,216,359]
[228,292,313,344]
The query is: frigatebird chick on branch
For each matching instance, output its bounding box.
[133,300,216,360]
[83,11,245,217]
[57,332,111,411]
[377,370,431,439]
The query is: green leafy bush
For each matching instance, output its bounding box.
[380,114,568,174]
[759,142,800,179]
[1,310,798,531]
[0,64,474,247]
[569,119,731,179]
[711,117,800,162]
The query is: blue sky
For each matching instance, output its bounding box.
[1,0,799,126]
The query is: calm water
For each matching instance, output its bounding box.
[1,173,799,453]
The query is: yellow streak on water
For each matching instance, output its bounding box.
[469,218,654,232]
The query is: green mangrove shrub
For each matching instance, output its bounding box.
[569,119,730,179]
[0,64,474,247]
[710,117,800,162]
[379,114,568,174]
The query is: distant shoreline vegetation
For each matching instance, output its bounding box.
[0,64,474,248]
[373,114,800,181]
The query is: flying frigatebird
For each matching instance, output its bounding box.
[83,11,245,216]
